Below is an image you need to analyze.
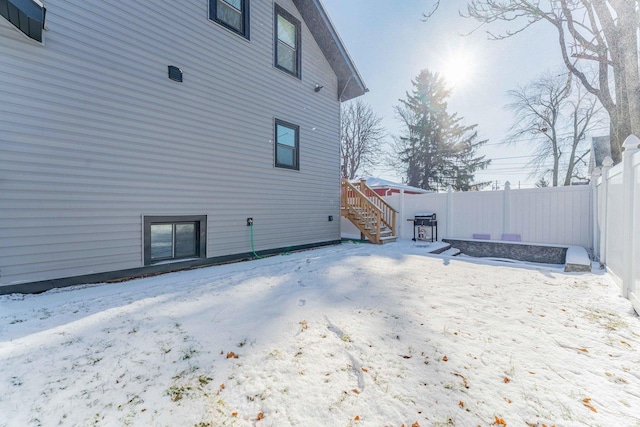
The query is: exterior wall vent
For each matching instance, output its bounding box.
[0,0,46,42]
[168,65,183,82]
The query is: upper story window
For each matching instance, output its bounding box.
[275,119,299,170]
[210,0,249,38]
[274,4,301,78]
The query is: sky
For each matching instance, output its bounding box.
[321,0,607,189]
[2,241,638,426]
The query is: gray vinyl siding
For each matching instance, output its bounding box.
[0,0,343,287]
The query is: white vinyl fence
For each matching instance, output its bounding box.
[593,135,640,313]
[341,136,640,312]
[385,183,592,247]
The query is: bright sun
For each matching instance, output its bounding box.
[441,52,474,89]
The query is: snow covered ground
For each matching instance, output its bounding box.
[1,241,639,427]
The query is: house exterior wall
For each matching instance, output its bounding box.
[0,0,343,290]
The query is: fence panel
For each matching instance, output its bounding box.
[379,185,590,246]
[510,186,591,246]
[450,191,504,240]
[387,192,448,239]
[604,167,625,281]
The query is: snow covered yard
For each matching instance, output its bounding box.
[1,241,639,427]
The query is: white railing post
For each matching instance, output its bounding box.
[590,167,602,261]
[621,135,640,298]
[503,181,511,235]
[599,157,613,265]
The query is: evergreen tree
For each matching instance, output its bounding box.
[394,69,490,191]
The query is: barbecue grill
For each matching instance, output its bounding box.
[413,212,437,242]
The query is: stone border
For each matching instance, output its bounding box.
[442,239,591,272]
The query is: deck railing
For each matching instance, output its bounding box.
[341,178,397,243]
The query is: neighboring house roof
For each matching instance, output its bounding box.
[361,177,432,194]
[292,0,367,101]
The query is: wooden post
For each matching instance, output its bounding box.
[621,135,640,298]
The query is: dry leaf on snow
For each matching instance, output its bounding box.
[491,415,507,426]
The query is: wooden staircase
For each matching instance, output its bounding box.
[341,178,398,244]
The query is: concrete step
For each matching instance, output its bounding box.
[441,247,461,256]
[429,243,452,254]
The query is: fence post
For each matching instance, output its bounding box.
[599,157,613,265]
[399,189,405,239]
[621,135,640,298]
[590,167,602,261]
[503,181,511,235]
[446,187,453,238]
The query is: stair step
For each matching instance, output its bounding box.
[342,179,397,246]
[429,244,451,254]
[441,247,461,256]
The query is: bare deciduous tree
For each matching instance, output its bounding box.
[506,71,602,186]
[340,100,386,180]
[461,0,639,164]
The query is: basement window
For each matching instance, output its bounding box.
[143,216,207,265]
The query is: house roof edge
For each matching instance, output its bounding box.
[291,0,368,102]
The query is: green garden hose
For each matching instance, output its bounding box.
[250,223,262,259]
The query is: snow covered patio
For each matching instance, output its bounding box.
[1,241,639,427]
